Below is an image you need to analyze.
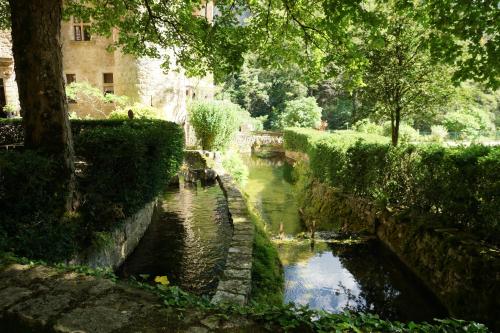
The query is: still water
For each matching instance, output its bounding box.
[242,154,447,322]
[118,181,232,295]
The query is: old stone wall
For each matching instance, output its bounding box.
[295,158,500,330]
[0,30,19,112]
[212,174,254,306]
[71,198,158,270]
[1,21,215,123]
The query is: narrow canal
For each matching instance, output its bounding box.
[242,153,448,322]
[117,180,232,296]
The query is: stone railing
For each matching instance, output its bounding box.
[211,174,254,305]
[234,131,283,153]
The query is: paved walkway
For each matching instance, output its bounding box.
[0,264,265,333]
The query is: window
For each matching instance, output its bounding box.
[65,74,77,103]
[103,73,114,95]
[73,17,91,41]
[0,78,6,111]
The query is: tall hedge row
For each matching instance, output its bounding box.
[284,128,500,241]
[0,119,184,261]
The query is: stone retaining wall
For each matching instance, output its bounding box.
[211,174,254,306]
[71,199,157,270]
[297,166,500,330]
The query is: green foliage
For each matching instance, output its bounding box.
[430,125,449,143]
[108,103,163,120]
[353,119,383,135]
[443,107,495,140]
[66,82,129,117]
[221,53,310,128]
[189,100,240,151]
[222,151,249,186]
[382,123,421,144]
[75,120,184,231]
[0,119,184,261]
[246,203,284,306]
[275,97,322,130]
[0,151,80,261]
[284,128,500,242]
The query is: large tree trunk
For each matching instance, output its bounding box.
[9,0,76,211]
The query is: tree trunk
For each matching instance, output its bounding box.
[391,106,401,146]
[9,0,76,211]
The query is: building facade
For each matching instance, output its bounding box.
[0,2,215,123]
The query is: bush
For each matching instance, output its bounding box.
[353,119,384,135]
[75,120,184,231]
[275,97,322,129]
[284,128,500,241]
[0,119,184,261]
[222,151,249,185]
[189,100,240,151]
[428,125,449,143]
[0,150,80,261]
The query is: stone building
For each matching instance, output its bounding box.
[0,30,19,114]
[0,2,215,124]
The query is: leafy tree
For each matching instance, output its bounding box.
[353,3,454,145]
[276,96,322,129]
[222,53,308,128]
[7,0,76,210]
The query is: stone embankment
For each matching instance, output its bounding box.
[71,198,158,270]
[212,174,254,305]
[293,160,500,330]
[182,149,255,305]
[0,264,262,333]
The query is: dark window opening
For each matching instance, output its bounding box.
[103,73,114,84]
[73,17,91,41]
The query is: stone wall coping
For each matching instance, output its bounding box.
[69,197,158,270]
[211,173,254,306]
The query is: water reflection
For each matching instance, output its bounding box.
[243,153,447,322]
[118,181,232,295]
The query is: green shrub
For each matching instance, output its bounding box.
[0,150,80,261]
[275,97,322,129]
[189,100,240,150]
[284,128,500,240]
[353,119,384,135]
[222,151,249,185]
[0,119,184,261]
[75,120,184,231]
[430,125,448,142]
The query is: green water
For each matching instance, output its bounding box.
[242,153,448,322]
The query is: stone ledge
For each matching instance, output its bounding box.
[212,173,254,306]
[70,198,158,270]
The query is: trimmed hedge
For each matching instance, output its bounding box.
[284,128,500,241]
[0,119,184,261]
